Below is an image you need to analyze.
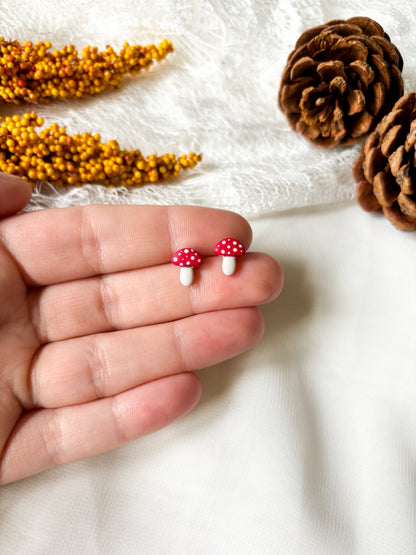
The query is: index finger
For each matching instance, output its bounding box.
[0,205,252,286]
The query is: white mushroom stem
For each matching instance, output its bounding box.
[180,266,194,286]
[222,256,236,276]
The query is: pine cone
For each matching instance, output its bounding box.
[353,93,416,231]
[278,16,404,148]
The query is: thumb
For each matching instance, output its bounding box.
[0,173,32,218]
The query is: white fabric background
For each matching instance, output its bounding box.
[1,1,416,554]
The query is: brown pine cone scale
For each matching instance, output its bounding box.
[278,17,404,148]
[353,93,416,231]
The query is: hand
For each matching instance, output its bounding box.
[0,175,283,484]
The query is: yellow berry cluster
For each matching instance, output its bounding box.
[0,37,201,187]
[0,37,173,103]
[0,113,201,187]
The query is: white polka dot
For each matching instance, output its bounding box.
[173,257,178,262]
[191,256,195,260]
[187,261,190,265]
[233,241,237,245]
[180,263,184,266]
[221,249,225,254]
[184,249,189,253]
[222,240,226,244]
[233,247,238,252]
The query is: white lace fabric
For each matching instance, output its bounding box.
[2,0,414,217]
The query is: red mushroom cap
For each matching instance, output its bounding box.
[214,238,245,257]
[171,248,202,267]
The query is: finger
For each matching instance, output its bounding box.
[27,307,264,408]
[30,253,283,343]
[0,373,200,485]
[0,205,252,286]
[0,173,32,218]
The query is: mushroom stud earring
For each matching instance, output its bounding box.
[214,238,246,276]
[171,248,202,286]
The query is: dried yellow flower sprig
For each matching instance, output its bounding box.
[0,113,201,187]
[0,37,201,187]
[0,37,173,103]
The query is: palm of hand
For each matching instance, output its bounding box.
[0,191,282,485]
[0,245,40,460]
